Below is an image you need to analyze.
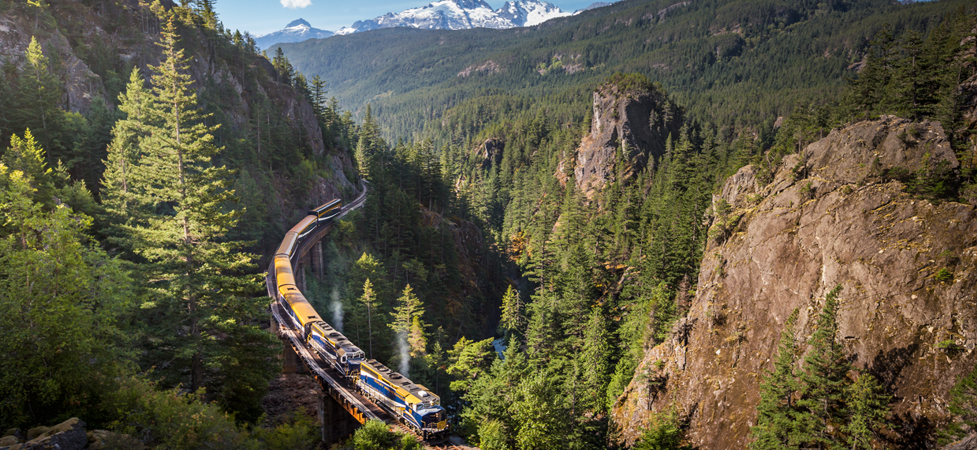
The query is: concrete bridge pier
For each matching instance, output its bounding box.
[318,394,361,444]
[313,241,324,280]
[296,261,306,291]
[282,343,306,374]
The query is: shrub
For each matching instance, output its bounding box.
[349,419,419,450]
[251,412,319,450]
[350,420,394,450]
[635,408,690,450]
[104,376,252,449]
[939,370,977,446]
[478,419,509,450]
[935,268,954,282]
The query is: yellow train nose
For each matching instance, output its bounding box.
[437,420,447,430]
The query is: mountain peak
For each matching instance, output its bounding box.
[255,19,333,50]
[336,0,571,35]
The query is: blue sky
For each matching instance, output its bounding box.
[214,0,603,36]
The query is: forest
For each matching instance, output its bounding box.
[0,0,975,449]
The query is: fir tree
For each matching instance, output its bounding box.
[390,284,424,335]
[360,278,378,359]
[843,373,890,450]
[797,285,851,450]
[750,308,805,450]
[101,67,153,249]
[498,285,525,340]
[16,37,64,163]
[579,306,610,413]
[106,16,277,408]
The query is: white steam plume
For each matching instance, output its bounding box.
[396,332,410,376]
[330,287,343,332]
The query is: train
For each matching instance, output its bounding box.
[271,198,449,439]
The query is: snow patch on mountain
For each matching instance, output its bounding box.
[336,0,574,35]
[255,19,334,50]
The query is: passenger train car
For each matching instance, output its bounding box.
[357,359,448,439]
[271,198,448,439]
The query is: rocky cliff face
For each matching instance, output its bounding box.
[611,116,977,448]
[572,82,682,199]
[0,0,357,226]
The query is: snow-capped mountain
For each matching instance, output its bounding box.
[497,0,570,27]
[255,19,334,50]
[335,0,572,35]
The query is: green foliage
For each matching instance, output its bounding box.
[104,376,253,450]
[939,369,977,446]
[101,14,278,420]
[477,419,509,450]
[604,72,656,94]
[844,374,891,450]
[750,309,804,449]
[750,287,893,450]
[250,412,320,450]
[934,267,954,282]
[447,337,494,393]
[635,408,690,450]
[280,0,974,142]
[349,419,419,450]
[0,161,133,429]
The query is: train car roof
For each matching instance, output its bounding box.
[311,322,363,356]
[289,215,317,234]
[275,267,296,291]
[310,199,341,214]
[278,284,304,302]
[290,299,322,326]
[275,231,299,258]
[361,359,435,405]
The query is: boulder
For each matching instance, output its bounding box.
[19,418,87,450]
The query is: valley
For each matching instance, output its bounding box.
[0,0,974,449]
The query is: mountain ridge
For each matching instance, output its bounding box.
[335,0,573,35]
[255,18,334,50]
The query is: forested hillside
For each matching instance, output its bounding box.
[0,0,359,445]
[0,1,505,447]
[0,0,975,448]
[278,0,975,447]
[279,0,973,141]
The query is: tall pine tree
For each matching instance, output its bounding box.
[104,15,277,416]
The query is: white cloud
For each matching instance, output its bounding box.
[280,0,311,8]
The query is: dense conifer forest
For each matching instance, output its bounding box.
[0,0,975,449]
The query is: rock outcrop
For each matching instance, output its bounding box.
[572,81,682,199]
[1,418,86,450]
[611,116,977,448]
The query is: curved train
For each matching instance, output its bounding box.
[271,199,448,439]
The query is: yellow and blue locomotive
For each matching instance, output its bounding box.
[356,359,448,439]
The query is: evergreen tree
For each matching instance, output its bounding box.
[360,278,378,359]
[101,67,152,248]
[843,373,890,450]
[579,306,610,413]
[390,284,424,335]
[498,285,525,340]
[16,37,64,164]
[105,16,277,411]
[2,129,55,206]
[750,308,805,450]
[797,285,850,449]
